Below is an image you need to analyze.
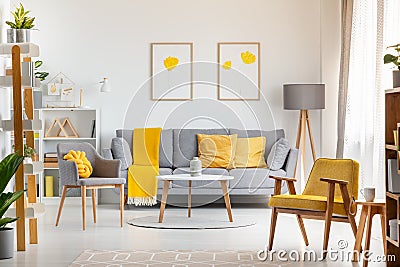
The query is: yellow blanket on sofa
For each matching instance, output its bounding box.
[127,128,161,206]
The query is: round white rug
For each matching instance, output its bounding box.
[127,215,256,229]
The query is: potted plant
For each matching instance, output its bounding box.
[11,145,36,164]
[5,3,36,43]
[0,153,24,259]
[384,43,400,88]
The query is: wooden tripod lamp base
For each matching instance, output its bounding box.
[283,84,325,178]
[295,110,317,177]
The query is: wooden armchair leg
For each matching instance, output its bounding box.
[81,186,86,231]
[91,189,96,223]
[56,185,68,226]
[296,215,309,246]
[339,184,358,238]
[268,207,278,251]
[323,183,335,259]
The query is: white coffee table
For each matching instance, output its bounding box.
[156,174,234,223]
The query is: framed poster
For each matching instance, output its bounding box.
[151,42,193,101]
[218,42,260,100]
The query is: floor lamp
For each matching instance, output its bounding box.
[283,84,325,179]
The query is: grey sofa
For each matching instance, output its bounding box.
[102,128,298,196]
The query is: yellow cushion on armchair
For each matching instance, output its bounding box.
[64,150,93,178]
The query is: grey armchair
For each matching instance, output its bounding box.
[55,142,126,230]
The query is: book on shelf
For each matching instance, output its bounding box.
[44,162,58,168]
[44,152,57,158]
[44,157,58,163]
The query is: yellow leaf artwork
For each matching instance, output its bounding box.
[164,56,179,71]
[222,61,232,70]
[50,84,56,93]
[241,51,256,64]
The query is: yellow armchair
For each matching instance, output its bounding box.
[267,158,359,257]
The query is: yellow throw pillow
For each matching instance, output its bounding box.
[197,134,237,169]
[234,137,267,168]
[63,150,93,178]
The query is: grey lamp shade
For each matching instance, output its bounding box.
[283,84,325,110]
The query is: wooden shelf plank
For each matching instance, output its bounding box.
[386,144,398,151]
[386,192,400,200]
[387,236,400,247]
[43,137,95,141]
[386,88,400,94]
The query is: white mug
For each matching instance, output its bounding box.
[361,187,375,202]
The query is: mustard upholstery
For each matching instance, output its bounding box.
[234,137,267,168]
[268,158,359,216]
[197,134,237,169]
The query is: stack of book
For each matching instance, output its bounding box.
[44,152,58,168]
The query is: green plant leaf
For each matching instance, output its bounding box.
[0,217,18,228]
[34,61,43,69]
[384,54,398,64]
[0,191,24,221]
[5,21,16,28]
[0,153,24,194]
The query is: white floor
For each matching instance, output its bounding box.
[0,202,386,267]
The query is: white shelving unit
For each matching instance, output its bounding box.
[39,108,100,204]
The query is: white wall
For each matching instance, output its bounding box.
[321,0,341,158]
[18,0,321,144]
[12,0,341,202]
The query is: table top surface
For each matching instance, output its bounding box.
[355,199,385,206]
[156,174,234,181]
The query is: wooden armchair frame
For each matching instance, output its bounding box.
[268,175,358,257]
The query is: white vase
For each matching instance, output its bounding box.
[190,157,202,177]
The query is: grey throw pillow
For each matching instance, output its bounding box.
[111,138,133,170]
[267,138,291,170]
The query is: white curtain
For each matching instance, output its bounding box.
[343,0,400,198]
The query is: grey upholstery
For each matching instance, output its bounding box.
[107,129,297,198]
[116,129,173,168]
[102,148,113,160]
[229,168,286,189]
[57,142,125,187]
[111,138,132,170]
[77,177,125,186]
[284,149,299,178]
[229,129,285,162]
[172,167,229,188]
[173,128,229,168]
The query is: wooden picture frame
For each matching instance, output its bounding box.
[151,42,193,101]
[218,42,260,100]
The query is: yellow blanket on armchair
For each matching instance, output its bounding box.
[127,128,161,206]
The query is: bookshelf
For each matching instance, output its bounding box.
[38,108,99,203]
[384,88,400,266]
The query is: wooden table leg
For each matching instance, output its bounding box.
[353,205,368,261]
[158,180,170,223]
[363,206,374,267]
[188,180,192,218]
[220,180,233,222]
[379,207,386,255]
